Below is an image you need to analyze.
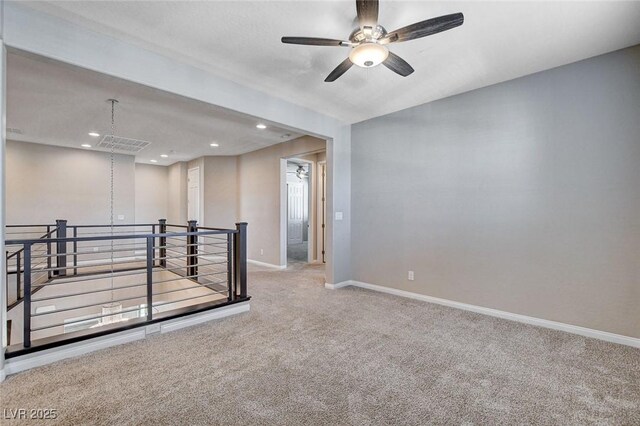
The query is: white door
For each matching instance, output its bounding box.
[288,182,304,244]
[187,167,200,223]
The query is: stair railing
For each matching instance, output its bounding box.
[4,220,248,355]
[5,224,58,309]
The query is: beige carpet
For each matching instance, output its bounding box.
[1,264,639,425]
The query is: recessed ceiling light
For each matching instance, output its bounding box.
[210,143,219,147]
[88,132,100,137]
[256,124,267,129]
[150,159,158,163]
[81,144,92,148]
[160,154,168,158]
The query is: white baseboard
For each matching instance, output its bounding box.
[324,281,351,290]
[341,280,639,348]
[3,301,250,377]
[247,259,286,270]
[4,329,146,377]
[160,302,249,333]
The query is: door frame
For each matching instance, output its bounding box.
[280,156,317,267]
[317,160,326,264]
[187,166,204,225]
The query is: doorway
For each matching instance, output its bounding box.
[286,161,310,265]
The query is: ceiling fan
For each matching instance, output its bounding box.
[281,0,464,82]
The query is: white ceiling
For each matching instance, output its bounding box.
[6,51,303,165]
[21,1,640,123]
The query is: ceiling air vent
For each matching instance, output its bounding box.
[97,135,151,153]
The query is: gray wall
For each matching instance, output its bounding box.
[168,138,325,266]
[167,161,188,225]
[203,156,238,229]
[351,45,640,338]
[6,140,135,225]
[3,2,352,287]
[6,141,172,227]
[1,3,353,374]
[134,163,168,225]
[238,135,326,266]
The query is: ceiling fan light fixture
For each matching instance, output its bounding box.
[281,1,463,81]
[349,42,389,68]
[296,165,308,180]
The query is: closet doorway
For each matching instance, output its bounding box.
[286,160,311,265]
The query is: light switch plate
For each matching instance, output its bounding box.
[335,212,343,221]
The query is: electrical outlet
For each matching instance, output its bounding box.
[408,271,415,281]
[93,247,99,252]
[260,249,264,255]
[117,215,125,221]
[146,324,161,335]
[335,212,343,221]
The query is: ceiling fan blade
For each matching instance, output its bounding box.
[378,33,398,45]
[385,13,464,43]
[382,52,414,77]
[325,58,353,82]
[356,0,379,29]
[281,37,348,47]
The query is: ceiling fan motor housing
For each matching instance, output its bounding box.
[349,25,387,43]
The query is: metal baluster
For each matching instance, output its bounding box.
[235,222,248,299]
[23,244,32,348]
[146,237,153,321]
[4,251,7,304]
[46,225,52,280]
[55,219,67,277]
[73,226,78,275]
[152,224,157,267]
[227,233,233,301]
[17,251,22,299]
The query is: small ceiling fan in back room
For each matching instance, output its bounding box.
[281,0,464,82]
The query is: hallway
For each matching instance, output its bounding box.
[1,265,638,424]
[286,242,308,264]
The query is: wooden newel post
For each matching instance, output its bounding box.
[55,219,67,276]
[187,220,198,278]
[158,219,167,268]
